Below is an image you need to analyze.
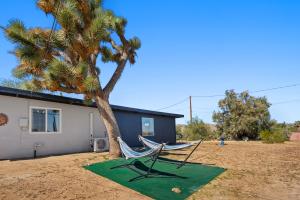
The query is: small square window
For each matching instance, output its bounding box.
[142,117,154,136]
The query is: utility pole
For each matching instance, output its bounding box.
[189,96,192,122]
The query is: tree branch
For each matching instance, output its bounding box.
[109,39,122,52]
[102,31,134,97]
[85,53,107,100]
[103,57,127,96]
[52,50,73,64]
[56,86,80,93]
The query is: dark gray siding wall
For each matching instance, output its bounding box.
[113,110,176,147]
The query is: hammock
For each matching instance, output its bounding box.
[138,135,192,151]
[111,137,164,182]
[117,137,163,160]
[138,135,203,169]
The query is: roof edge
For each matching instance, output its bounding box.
[0,86,184,118]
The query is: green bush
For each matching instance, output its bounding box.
[184,117,213,141]
[176,124,185,140]
[176,118,220,141]
[259,129,288,143]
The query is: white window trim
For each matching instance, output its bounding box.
[141,117,155,137]
[29,106,62,134]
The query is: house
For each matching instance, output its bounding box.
[0,86,183,160]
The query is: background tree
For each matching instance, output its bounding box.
[2,0,141,157]
[183,117,213,141]
[213,90,271,140]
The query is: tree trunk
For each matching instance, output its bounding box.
[94,95,121,158]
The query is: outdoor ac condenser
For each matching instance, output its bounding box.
[93,138,109,152]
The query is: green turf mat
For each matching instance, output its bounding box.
[84,158,225,200]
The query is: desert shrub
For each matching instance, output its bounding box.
[259,129,288,143]
[183,117,213,141]
[176,124,185,140]
[176,132,183,140]
[208,131,220,140]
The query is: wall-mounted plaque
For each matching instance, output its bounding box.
[0,113,8,126]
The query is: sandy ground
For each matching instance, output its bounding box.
[0,141,299,200]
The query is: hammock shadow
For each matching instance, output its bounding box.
[131,160,188,180]
[155,156,216,166]
[160,152,189,156]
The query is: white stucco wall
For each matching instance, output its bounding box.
[0,95,107,160]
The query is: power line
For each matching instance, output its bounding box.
[272,99,300,105]
[251,83,300,94]
[192,83,300,99]
[193,94,224,98]
[155,82,300,112]
[156,97,189,111]
[192,106,216,110]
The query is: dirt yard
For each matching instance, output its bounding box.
[0,141,299,200]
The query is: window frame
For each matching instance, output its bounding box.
[29,106,62,134]
[141,117,155,137]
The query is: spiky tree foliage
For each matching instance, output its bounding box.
[3,0,141,157]
[0,78,42,91]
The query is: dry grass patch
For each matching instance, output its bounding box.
[0,141,299,200]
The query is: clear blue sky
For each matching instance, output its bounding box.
[1,0,300,124]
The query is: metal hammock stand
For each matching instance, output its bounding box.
[110,137,164,182]
[139,135,203,169]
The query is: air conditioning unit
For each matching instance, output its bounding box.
[93,138,109,152]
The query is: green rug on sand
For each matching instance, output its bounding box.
[84,158,225,200]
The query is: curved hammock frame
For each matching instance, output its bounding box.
[139,135,192,150]
[138,135,203,169]
[118,137,163,160]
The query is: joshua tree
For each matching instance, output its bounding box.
[2,0,141,157]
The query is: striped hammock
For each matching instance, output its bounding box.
[138,135,192,151]
[117,137,164,160]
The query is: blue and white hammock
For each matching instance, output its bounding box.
[113,137,165,182]
[117,137,164,160]
[138,135,192,151]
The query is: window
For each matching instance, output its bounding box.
[47,109,60,132]
[30,107,61,133]
[31,109,46,132]
[142,117,154,136]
